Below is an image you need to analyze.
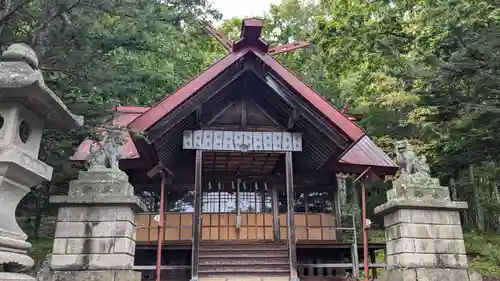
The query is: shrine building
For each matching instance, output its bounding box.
[72,18,398,281]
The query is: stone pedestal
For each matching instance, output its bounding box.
[375,175,482,281]
[49,169,146,281]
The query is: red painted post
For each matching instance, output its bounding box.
[361,180,369,281]
[156,172,166,281]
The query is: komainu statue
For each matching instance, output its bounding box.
[393,139,441,189]
[394,139,430,176]
[87,129,124,170]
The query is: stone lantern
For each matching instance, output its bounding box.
[0,43,83,280]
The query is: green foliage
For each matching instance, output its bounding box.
[464,231,500,276]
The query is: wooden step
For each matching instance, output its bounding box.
[198,242,290,278]
[199,267,290,275]
[199,258,289,265]
[199,251,287,258]
[200,277,289,281]
[200,244,287,251]
[200,264,289,271]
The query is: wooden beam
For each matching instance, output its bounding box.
[206,102,235,125]
[248,66,349,148]
[287,108,300,130]
[191,150,202,280]
[195,106,202,127]
[199,21,233,51]
[241,100,247,126]
[333,173,343,241]
[250,100,283,128]
[147,64,249,142]
[264,73,347,147]
[272,184,280,241]
[147,163,175,179]
[268,41,311,56]
[285,151,298,279]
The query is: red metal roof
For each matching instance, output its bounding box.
[71,106,149,161]
[129,18,364,142]
[128,50,250,132]
[253,51,365,141]
[128,48,364,142]
[336,135,398,175]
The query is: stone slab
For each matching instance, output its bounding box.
[56,206,135,223]
[54,221,135,239]
[386,253,468,268]
[387,237,466,255]
[0,272,36,280]
[57,237,135,255]
[0,147,53,184]
[375,199,468,216]
[50,196,147,213]
[0,250,35,268]
[50,253,134,270]
[383,208,462,227]
[390,186,451,201]
[75,169,129,182]
[50,270,140,281]
[385,223,464,240]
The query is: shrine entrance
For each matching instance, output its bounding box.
[200,179,274,241]
[200,151,278,241]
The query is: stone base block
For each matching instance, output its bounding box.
[50,270,141,281]
[386,268,482,281]
[387,253,468,268]
[0,272,36,281]
[50,253,134,271]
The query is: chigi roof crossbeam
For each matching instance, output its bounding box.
[200,18,311,55]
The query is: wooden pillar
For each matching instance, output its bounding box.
[272,184,280,241]
[191,150,202,281]
[285,151,298,280]
[333,173,342,240]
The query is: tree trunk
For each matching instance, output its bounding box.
[0,0,12,36]
[470,165,485,231]
[33,184,50,240]
[30,0,58,59]
[494,160,500,232]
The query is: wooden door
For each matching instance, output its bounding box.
[200,181,274,241]
[201,212,274,240]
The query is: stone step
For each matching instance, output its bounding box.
[200,263,289,270]
[199,258,289,265]
[200,245,288,252]
[199,275,290,281]
[199,265,289,272]
[199,252,288,258]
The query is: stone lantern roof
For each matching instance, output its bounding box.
[0,43,83,129]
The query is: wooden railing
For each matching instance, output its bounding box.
[135,212,337,243]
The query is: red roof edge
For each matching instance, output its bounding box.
[128,49,250,133]
[336,135,398,176]
[253,50,365,142]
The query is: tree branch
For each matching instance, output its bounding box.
[0,0,34,25]
[31,0,83,58]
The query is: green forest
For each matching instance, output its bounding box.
[1,0,500,278]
